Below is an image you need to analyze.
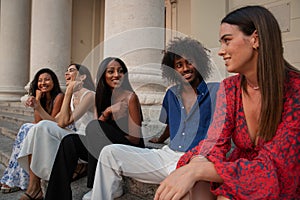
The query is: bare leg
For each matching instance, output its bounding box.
[181,192,191,200]
[190,181,215,200]
[175,181,215,200]
[19,155,43,200]
[217,195,230,200]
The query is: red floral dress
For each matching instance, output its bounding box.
[177,71,300,199]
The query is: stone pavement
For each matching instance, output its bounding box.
[0,163,90,200]
[0,163,157,200]
[0,102,163,200]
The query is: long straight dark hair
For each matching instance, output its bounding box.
[95,57,134,118]
[222,6,299,141]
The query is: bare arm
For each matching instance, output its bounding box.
[57,81,94,128]
[57,91,94,128]
[126,93,143,145]
[33,107,43,123]
[188,157,223,182]
[98,106,112,121]
[27,92,64,123]
[34,93,64,122]
[149,124,170,143]
[56,83,73,127]
[99,93,143,145]
[154,158,222,200]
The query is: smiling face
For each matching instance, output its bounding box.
[218,23,258,75]
[65,65,78,86]
[174,56,200,86]
[105,60,125,90]
[38,73,54,93]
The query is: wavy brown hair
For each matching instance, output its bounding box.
[222,6,299,141]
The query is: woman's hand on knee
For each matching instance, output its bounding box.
[154,165,196,200]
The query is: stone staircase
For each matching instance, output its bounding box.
[0,102,34,167]
[0,101,163,199]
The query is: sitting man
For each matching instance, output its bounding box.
[83,36,220,200]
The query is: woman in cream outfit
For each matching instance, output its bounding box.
[18,64,95,200]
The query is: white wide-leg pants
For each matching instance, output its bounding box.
[90,144,184,200]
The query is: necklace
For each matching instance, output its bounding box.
[247,81,259,90]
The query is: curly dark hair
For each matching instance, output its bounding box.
[161,37,211,84]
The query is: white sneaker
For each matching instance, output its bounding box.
[82,190,92,200]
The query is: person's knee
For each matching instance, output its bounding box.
[217,195,229,200]
[37,120,53,126]
[33,120,54,132]
[99,144,123,165]
[100,144,118,157]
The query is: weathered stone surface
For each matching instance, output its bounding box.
[0,101,162,200]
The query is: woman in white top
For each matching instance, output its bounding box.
[18,64,95,200]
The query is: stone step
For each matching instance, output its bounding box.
[0,112,33,129]
[0,102,33,117]
[0,130,149,200]
[0,126,18,141]
[0,132,14,167]
[0,101,159,199]
[122,177,158,199]
[0,119,22,139]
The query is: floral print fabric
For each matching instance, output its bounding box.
[0,123,33,190]
[177,71,300,199]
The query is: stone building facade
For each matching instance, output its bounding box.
[0,0,299,104]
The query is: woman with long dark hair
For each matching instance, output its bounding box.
[0,68,64,193]
[44,57,145,200]
[18,64,95,200]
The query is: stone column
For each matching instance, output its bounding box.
[30,0,72,88]
[0,0,31,101]
[103,0,166,138]
[103,0,166,97]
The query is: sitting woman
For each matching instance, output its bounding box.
[154,5,300,200]
[18,64,95,200]
[44,57,145,200]
[0,68,64,193]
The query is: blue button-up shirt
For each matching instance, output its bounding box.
[159,81,219,152]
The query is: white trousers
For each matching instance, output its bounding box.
[90,144,184,200]
[18,120,74,180]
